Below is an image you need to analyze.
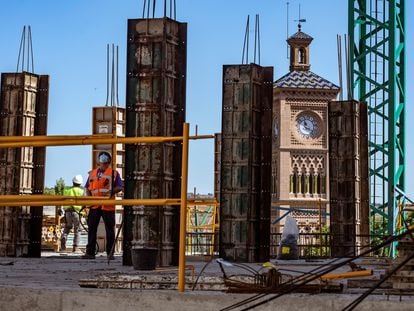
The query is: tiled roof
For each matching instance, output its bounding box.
[288,31,313,41]
[274,70,339,90]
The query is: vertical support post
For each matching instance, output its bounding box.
[319,198,322,256]
[178,122,189,292]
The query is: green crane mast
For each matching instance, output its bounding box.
[348,0,406,251]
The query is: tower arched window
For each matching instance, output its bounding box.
[317,173,322,194]
[309,171,314,195]
[298,48,306,64]
[292,171,298,194]
[301,166,306,194]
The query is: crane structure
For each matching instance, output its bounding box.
[349,0,406,243]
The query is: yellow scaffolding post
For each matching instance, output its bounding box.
[178,123,189,292]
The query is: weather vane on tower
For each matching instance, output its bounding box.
[294,3,306,32]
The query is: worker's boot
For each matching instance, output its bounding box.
[72,246,79,253]
[60,237,66,251]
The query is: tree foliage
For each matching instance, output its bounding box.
[53,178,65,195]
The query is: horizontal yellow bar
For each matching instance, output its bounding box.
[0,136,183,148]
[320,269,373,281]
[188,225,215,230]
[187,200,218,206]
[274,200,328,206]
[2,195,217,203]
[189,135,215,140]
[0,198,181,207]
[0,134,214,148]
[1,195,102,201]
[0,134,214,142]
[0,134,111,142]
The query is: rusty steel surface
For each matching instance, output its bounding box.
[0,72,49,257]
[124,17,187,267]
[328,100,369,257]
[214,133,221,203]
[29,74,49,257]
[220,64,273,262]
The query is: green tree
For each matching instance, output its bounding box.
[54,178,65,195]
[43,187,55,195]
[53,178,66,219]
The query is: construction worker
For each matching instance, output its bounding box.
[82,151,123,260]
[61,175,84,252]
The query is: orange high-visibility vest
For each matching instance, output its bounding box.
[88,167,117,211]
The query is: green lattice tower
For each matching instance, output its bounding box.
[348,0,405,250]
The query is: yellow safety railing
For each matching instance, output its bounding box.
[0,123,214,293]
[186,198,219,256]
[0,133,212,148]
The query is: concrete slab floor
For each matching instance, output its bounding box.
[0,253,413,311]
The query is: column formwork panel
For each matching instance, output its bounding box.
[124,18,186,267]
[0,72,49,257]
[328,100,369,257]
[220,64,273,262]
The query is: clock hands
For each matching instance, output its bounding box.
[297,114,320,138]
[303,120,312,131]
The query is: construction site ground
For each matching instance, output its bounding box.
[0,252,413,311]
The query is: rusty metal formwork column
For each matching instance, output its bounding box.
[328,100,369,257]
[214,133,221,202]
[124,18,187,267]
[220,64,273,262]
[0,72,49,257]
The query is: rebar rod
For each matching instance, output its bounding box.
[221,229,413,311]
[242,16,250,64]
[342,251,414,311]
[28,26,34,73]
[16,26,26,72]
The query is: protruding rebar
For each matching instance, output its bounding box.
[337,34,343,101]
[242,15,250,64]
[106,44,109,106]
[16,26,26,72]
[116,45,119,106]
[28,26,34,73]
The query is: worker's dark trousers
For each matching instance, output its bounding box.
[86,208,115,255]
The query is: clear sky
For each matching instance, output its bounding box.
[0,0,412,198]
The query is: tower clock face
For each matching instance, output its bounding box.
[296,112,321,139]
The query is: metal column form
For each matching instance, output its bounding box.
[0,72,49,257]
[328,100,369,257]
[214,133,221,202]
[124,18,187,267]
[220,64,273,262]
[349,0,406,243]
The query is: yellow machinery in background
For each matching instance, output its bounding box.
[186,197,219,257]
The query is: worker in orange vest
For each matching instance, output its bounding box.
[82,151,123,260]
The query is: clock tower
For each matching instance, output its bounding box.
[272,25,340,232]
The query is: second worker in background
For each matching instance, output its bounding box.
[82,151,123,260]
[61,174,85,252]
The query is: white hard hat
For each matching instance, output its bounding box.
[72,174,83,185]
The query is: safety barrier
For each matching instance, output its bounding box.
[0,123,215,292]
